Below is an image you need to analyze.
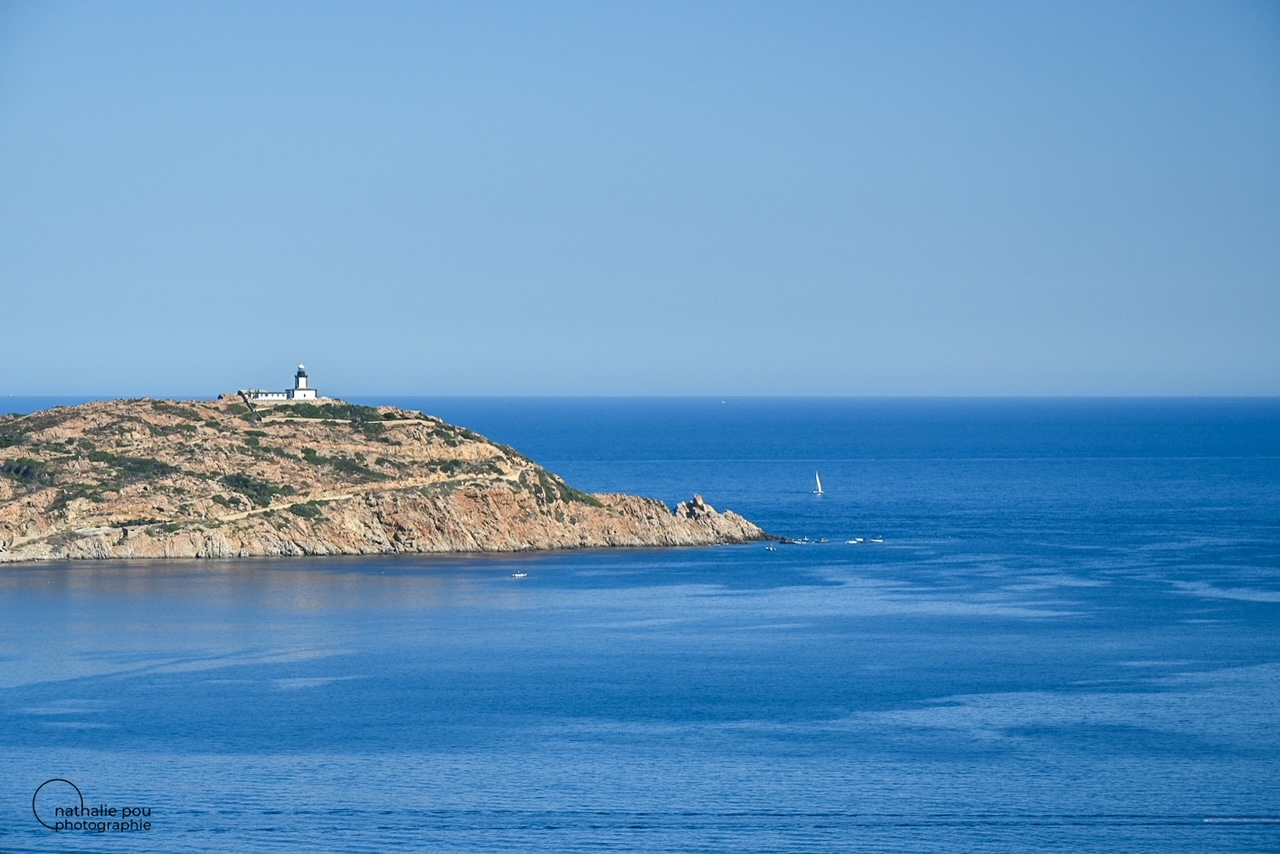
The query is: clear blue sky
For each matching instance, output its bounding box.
[2,0,1277,397]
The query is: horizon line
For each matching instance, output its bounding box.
[4,392,1280,401]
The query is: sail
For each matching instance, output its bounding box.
[814,472,823,494]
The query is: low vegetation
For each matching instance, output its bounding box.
[519,469,604,507]
[220,473,295,508]
[150,401,203,421]
[88,451,179,483]
[51,483,105,510]
[300,447,389,481]
[277,402,384,423]
[0,425,25,449]
[1,457,49,484]
[287,501,325,519]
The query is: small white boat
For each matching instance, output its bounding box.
[511,572,528,578]
[847,538,864,544]
[765,544,777,552]
[869,537,883,544]
[813,472,824,495]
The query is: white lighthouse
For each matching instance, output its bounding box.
[289,364,317,400]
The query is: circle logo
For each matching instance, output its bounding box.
[32,778,85,830]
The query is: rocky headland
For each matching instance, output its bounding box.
[0,397,766,562]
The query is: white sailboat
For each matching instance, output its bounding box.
[813,472,823,495]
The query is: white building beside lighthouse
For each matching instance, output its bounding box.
[241,365,322,402]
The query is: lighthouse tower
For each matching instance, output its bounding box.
[289,364,318,400]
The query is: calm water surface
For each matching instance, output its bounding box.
[2,398,1278,852]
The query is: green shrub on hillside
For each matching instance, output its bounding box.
[87,451,179,482]
[0,425,25,448]
[283,402,384,423]
[519,468,602,507]
[220,473,294,508]
[1,457,49,483]
[299,447,388,481]
[150,401,203,421]
[287,501,325,519]
[328,456,389,481]
[50,483,105,510]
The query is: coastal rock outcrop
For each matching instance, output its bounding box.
[0,397,767,563]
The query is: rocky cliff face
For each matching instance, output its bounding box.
[0,397,766,563]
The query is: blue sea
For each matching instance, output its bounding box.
[2,397,1278,853]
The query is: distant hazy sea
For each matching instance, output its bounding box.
[2,397,1279,853]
